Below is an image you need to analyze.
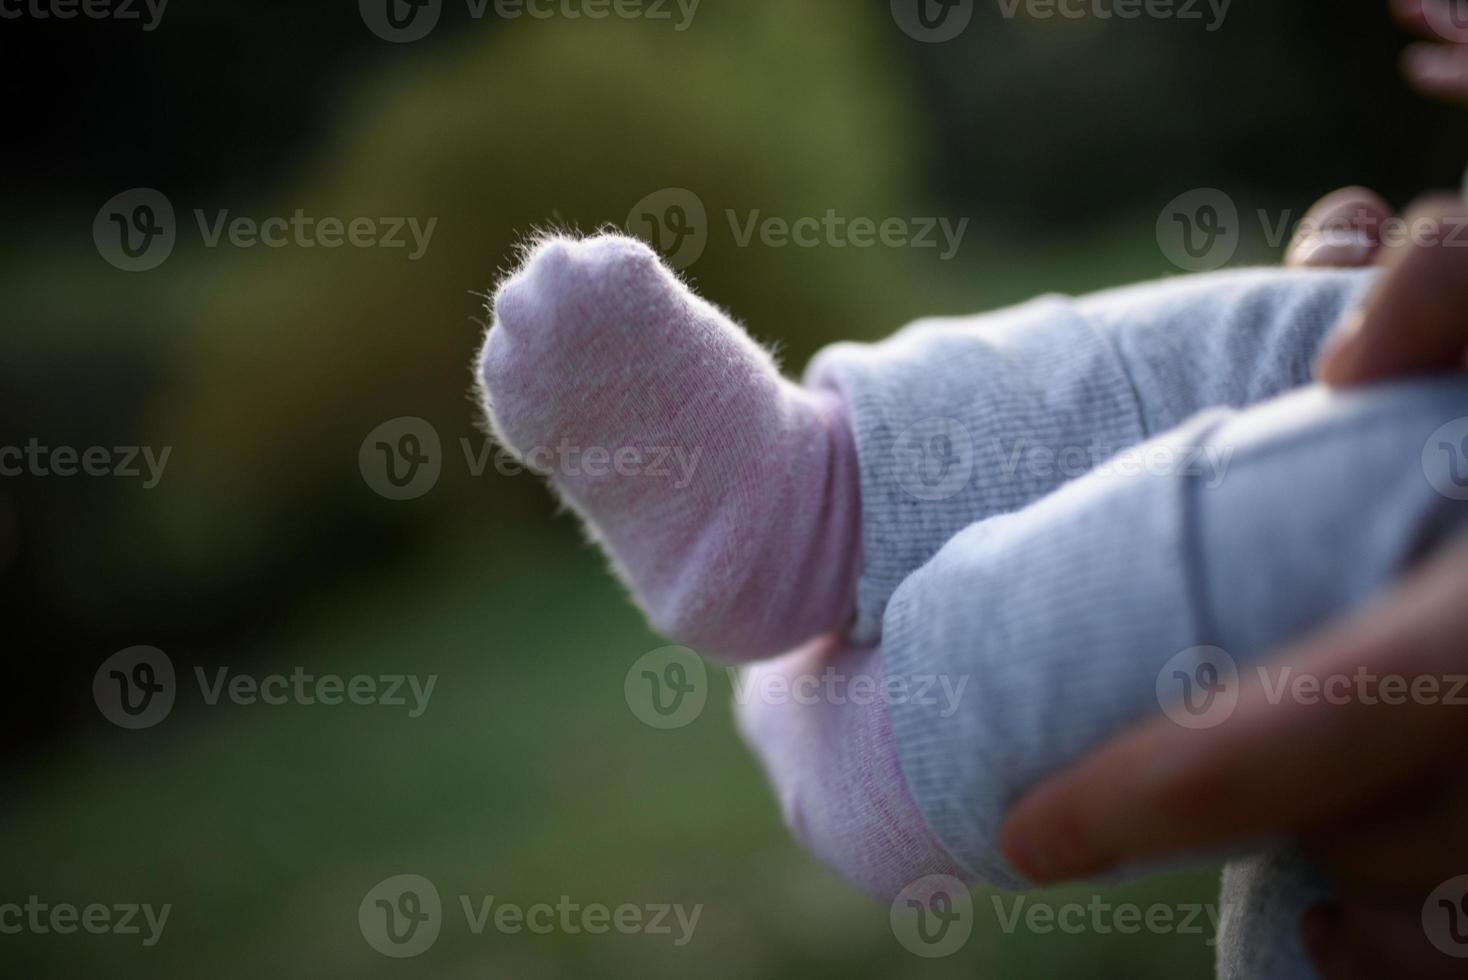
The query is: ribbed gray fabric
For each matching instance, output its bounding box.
[884,380,1468,977]
[807,267,1378,646]
[803,266,1462,979]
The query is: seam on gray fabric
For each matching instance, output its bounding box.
[1178,413,1234,650]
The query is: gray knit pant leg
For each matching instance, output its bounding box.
[878,380,1468,978]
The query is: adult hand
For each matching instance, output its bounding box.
[1395,0,1468,104]
[1316,196,1468,384]
[1001,82,1468,980]
[998,534,1468,977]
[1283,0,1468,272]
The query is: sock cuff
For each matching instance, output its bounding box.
[805,295,1148,645]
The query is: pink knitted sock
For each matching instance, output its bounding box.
[481,233,956,897]
[478,234,862,662]
[735,638,972,900]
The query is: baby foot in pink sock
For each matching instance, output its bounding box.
[478,234,862,661]
[735,638,971,900]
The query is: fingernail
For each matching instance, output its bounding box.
[1292,234,1373,268]
[1288,235,1326,267]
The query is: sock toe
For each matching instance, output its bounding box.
[477,232,861,660]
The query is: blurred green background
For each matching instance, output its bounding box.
[3,0,1466,976]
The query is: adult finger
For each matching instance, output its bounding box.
[998,536,1468,884]
[1405,41,1468,103]
[1305,776,1468,895]
[1394,0,1468,46]
[1317,196,1468,387]
[1286,187,1392,268]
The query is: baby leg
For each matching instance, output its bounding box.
[741,379,1468,926]
[811,266,1378,643]
[735,639,970,900]
[480,234,1374,663]
[876,378,1468,885]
